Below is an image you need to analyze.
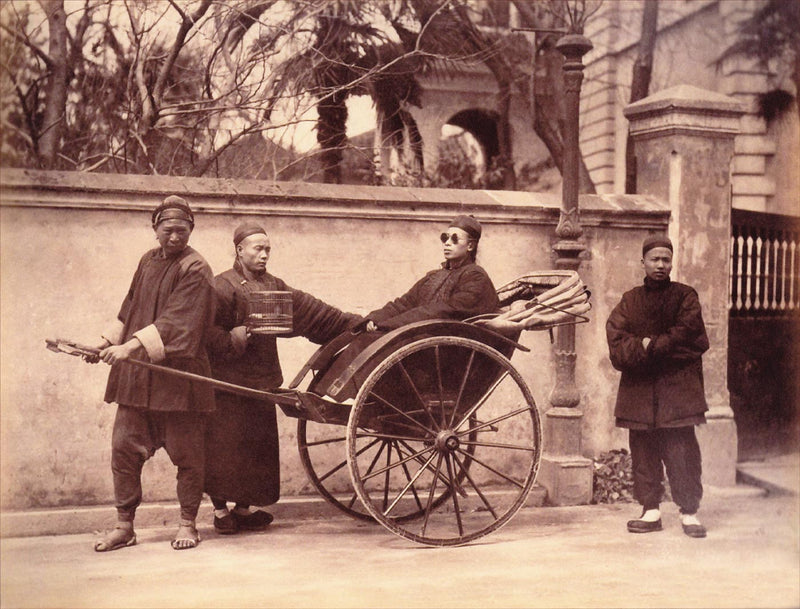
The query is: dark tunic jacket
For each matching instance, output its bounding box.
[367,259,499,330]
[203,263,358,505]
[104,246,216,412]
[206,264,361,389]
[606,277,709,429]
[312,258,499,398]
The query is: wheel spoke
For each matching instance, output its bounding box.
[456,447,527,489]
[449,349,476,428]
[420,451,445,536]
[454,370,510,430]
[457,404,534,437]
[445,453,465,536]
[361,442,435,482]
[393,441,425,513]
[397,360,440,429]
[434,345,446,427]
[383,450,438,517]
[368,389,438,437]
[375,415,430,435]
[315,457,349,484]
[382,441,393,511]
[357,430,435,443]
[451,450,498,519]
[459,439,537,452]
[345,493,360,510]
[304,434,347,448]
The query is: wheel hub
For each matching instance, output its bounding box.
[435,430,460,452]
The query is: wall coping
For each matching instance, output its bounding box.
[624,84,746,119]
[624,86,745,140]
[0,169,669,229]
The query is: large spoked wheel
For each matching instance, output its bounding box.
[346,336,541,546]
[297,418,373,520]
[298,414,477,522]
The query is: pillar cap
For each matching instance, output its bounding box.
[624,84,745,120]
[555,34,593,57]
[624,85,745,139]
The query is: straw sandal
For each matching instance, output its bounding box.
[94,525,136,552]
[171,521,200,550]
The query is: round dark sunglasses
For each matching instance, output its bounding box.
[440,232,472,245]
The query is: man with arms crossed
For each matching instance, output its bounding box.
[606,235,709,538]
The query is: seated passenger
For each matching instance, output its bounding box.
[314,215,499,395]
[359,214,499,332]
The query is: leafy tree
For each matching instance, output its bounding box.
[513,0,599,194]
[716,0,799,124]
[370,0,599,191]
[0,0,599,193]
[1,0,222,174]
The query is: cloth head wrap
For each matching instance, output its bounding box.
[233,222,267,246]
[151,195,194,227]
[642,234,673,256]
[449,215,482,239]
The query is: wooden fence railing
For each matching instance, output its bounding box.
[730,209,800,317]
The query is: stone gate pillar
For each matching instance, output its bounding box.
[624,85,745,486]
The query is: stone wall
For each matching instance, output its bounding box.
[0,169,668,510]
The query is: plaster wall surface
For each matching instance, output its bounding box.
[0,170,668,510]
[583,0,798,215]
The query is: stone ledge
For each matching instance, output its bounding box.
[0,486,548,539]
[0,168,669,229]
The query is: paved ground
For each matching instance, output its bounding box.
[1,482,798,609]
[737,452,800,495]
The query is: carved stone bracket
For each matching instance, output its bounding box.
[555,208,583,240]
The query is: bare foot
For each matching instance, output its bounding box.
[171,521,200,550]
[94,524,136,552]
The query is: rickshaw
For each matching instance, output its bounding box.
[48,270,590,547]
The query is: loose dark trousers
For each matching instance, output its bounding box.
[629,426,703,515]
[111,405,206,522]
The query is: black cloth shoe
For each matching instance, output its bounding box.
[682,523,707,538]
[233,510,274,531]
[627,518,663,533]
[213,513,238,535]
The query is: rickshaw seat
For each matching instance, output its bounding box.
[308,319,527,402]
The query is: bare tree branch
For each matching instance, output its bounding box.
[0,22,53,67]
[151,0,212,116]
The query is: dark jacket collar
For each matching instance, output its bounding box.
[233,259,267,281]
[644,276,671,290]
[442,257,472,270]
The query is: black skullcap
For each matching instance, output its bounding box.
[151,195,194,227]
[233,222,267,246]
[449,215,482,239]
[642,234,673,256]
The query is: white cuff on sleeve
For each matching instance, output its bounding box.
[133,324,166,363]
[101,319,125,345]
